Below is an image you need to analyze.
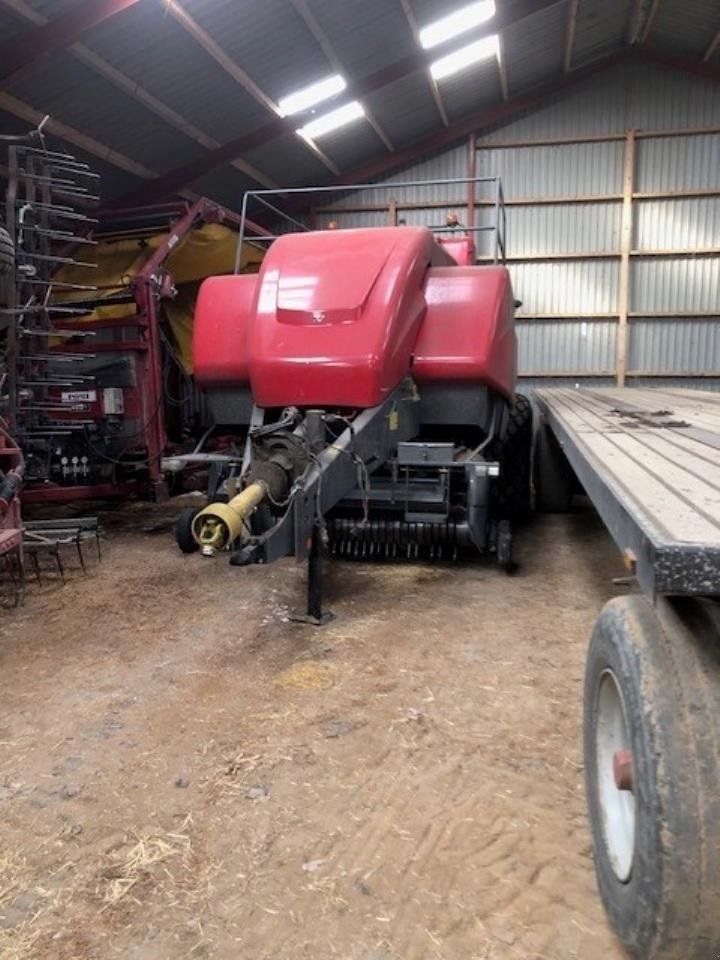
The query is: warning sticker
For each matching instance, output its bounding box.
[61,390,97,403]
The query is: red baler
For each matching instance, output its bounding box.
[177,201,530,621]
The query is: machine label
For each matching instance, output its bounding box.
[61,390,97,403]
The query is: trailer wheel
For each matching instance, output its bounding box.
[584,594,720,959]
[534,423,573,512]
[175,507,199,554]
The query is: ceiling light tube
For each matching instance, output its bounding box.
[419,1,496,50]
[278,74,347,117]
[430,33,500,80]
[297,100,365,139]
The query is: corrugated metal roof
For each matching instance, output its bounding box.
[243,133,332,188]
[304,0,419,76]
[6,49,204,172]
[572,0,628,67]
[0,0,717,216]
[315,118,389,171]
[502,1,566,95]
[0,4,32,45]
[0,104,143,202]
[170,0,330,106]
[364,73,441,146]
[647,0,720,58]
[432,55,503,123]
[80,3,270,143]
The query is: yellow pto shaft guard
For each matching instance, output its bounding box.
[191,481,266,555]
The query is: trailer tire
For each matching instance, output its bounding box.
[534,423,573,512]
[584,594,720,959]
[175,508,199,554]
[489,393,532,520]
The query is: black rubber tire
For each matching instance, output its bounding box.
[489,393,533,520]
[584,594,720,959]
[495,517,513,571]
[534,423,573,512]
[175,507,199,554]
[0,225,13,276]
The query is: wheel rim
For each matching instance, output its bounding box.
[595,668,635,882]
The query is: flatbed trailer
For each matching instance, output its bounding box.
[534,386,720,960]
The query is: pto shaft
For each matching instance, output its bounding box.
[192,481,266,555]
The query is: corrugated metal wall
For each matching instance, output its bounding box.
[322,62,720,390]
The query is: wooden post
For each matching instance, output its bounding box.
[387,197,398,226]
[617,129,635,387]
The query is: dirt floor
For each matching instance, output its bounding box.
[0,501,632,960]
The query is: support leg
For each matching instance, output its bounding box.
[291,525,334,625]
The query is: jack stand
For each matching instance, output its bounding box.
[291,525,334,626]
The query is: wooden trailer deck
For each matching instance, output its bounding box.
[534,387,720,599]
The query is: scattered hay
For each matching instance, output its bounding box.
[273,661,339,691]
[99,832,191,909]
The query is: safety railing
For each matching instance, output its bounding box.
[233,176,507,273]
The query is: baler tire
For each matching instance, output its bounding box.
[175,507,199,554]
[584,594,720,959]
[495,518,513,570]
[489,393,533,521]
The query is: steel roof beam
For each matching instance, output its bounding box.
[564,0,578,70]
[627,0,644,45]
[164,0,340,175]
[0,0,145,87]
[639,0,661,44]
[398,0,449,125]
[703,30,720,62]
[0,0,277,190]
[290,0,394,149]
[115,0,560,205]
[638,44,720,81]
[497,35,510,98]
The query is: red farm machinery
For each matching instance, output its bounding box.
[1,131,265,508]
[171,178,532,622]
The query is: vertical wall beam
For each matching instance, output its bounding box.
[466,133,477,232]
[617,129,636,386]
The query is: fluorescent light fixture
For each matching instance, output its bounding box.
[297,100,365,140]
[430,33,500,80]
[419,1,496,50]
[278,74,346,116]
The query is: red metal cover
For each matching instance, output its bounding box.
[248,227,452,407]
[193,274,256,384]
[413,265,517,400]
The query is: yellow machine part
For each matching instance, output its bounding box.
[54,222,263,373]
[192,482,267,554]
